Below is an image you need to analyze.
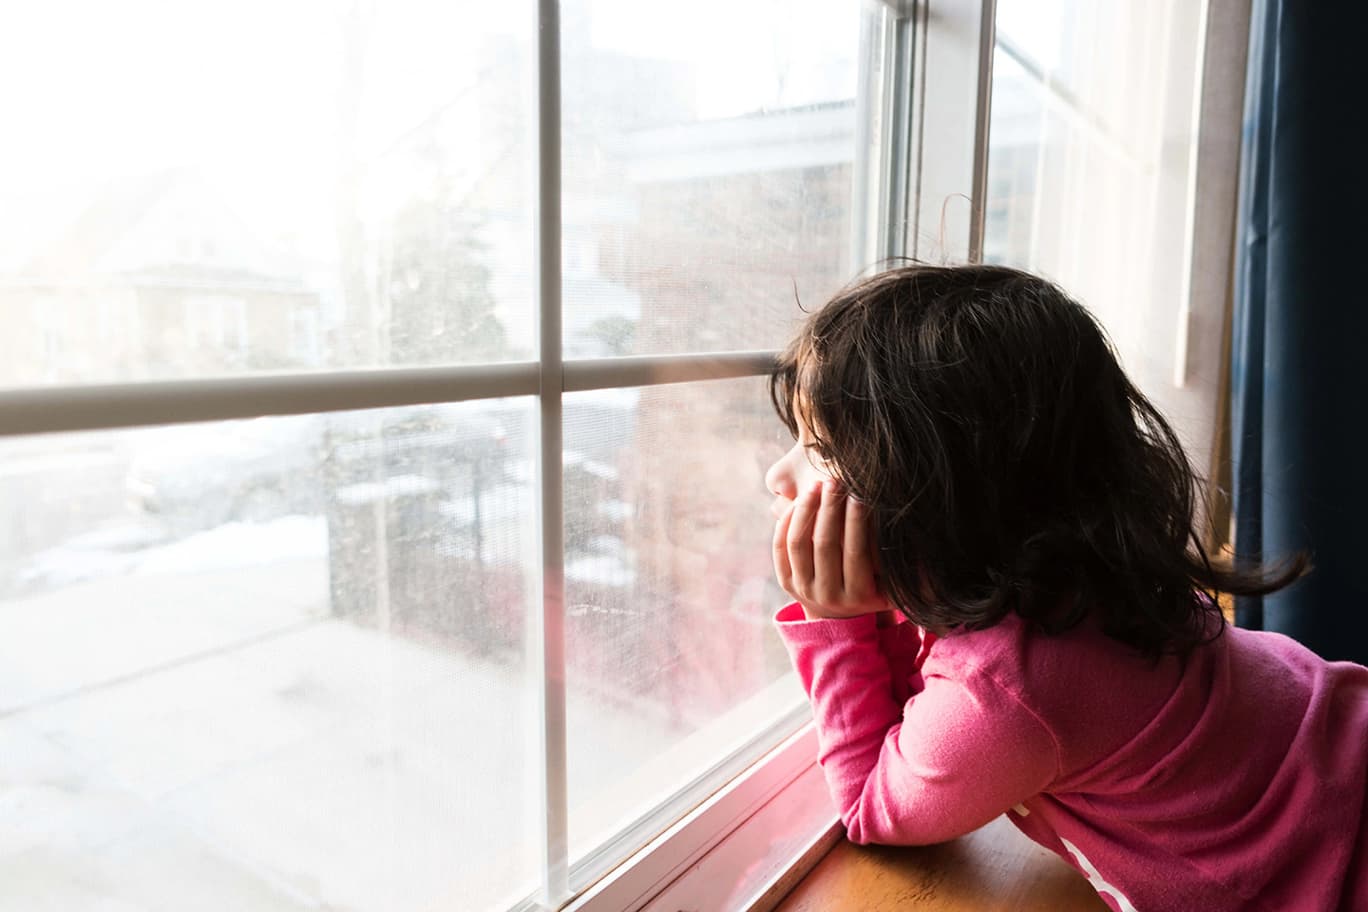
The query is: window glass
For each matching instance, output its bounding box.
[0,400,540,910]
[1,0,874,905]
[563,378,806,880]
[559,0,862,358]
[986,0,1211,462]
[0,1,533,387]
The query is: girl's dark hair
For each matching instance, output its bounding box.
[770,263,1308,659]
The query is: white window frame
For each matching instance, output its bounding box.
[0,1,997,909]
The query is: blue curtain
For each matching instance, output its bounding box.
[1231,0,1368,663]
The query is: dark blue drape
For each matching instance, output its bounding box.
[1231,0,1368,663]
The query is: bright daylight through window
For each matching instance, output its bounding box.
[0,1,862,909]
[2,0,1219,907]
[985,0,1217,478]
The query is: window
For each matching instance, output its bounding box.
[0,1,1222,909]
[985,0,1217,476]
[0,1,865,910]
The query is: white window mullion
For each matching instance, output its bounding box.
[0,352,781,439]
[850,4,888,272]
[0,363,542,437]
[532,0,570,907]
[882,0,916,262]
[908,0,996,264]
[562,351,775,393]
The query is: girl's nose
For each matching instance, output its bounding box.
[765,454,797,500]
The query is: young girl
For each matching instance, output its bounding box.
[764,264,1368,911]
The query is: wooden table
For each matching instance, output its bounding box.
[774,815,1109,911]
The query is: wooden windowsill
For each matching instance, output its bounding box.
[772,815,1108,911]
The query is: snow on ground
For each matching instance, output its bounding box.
[0,478,782,911]
[15,515,328,593]
[132,516,327,576]
[0,552,714,912]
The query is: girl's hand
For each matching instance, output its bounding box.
[773,479,889,620]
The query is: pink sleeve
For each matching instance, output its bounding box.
[877,615,928,704]
[774,602,1059,846]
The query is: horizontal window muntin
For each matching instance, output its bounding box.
[0,351,779,438]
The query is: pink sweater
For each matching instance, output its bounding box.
[774,601,1368,911]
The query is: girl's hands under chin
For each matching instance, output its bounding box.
[773,479,892,621]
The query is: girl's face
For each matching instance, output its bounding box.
[763,412,834,519]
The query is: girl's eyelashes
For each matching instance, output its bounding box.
[803,442,833,464]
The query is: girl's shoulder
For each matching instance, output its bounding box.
[923,609,1179,712]
[923,609,1192,777]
